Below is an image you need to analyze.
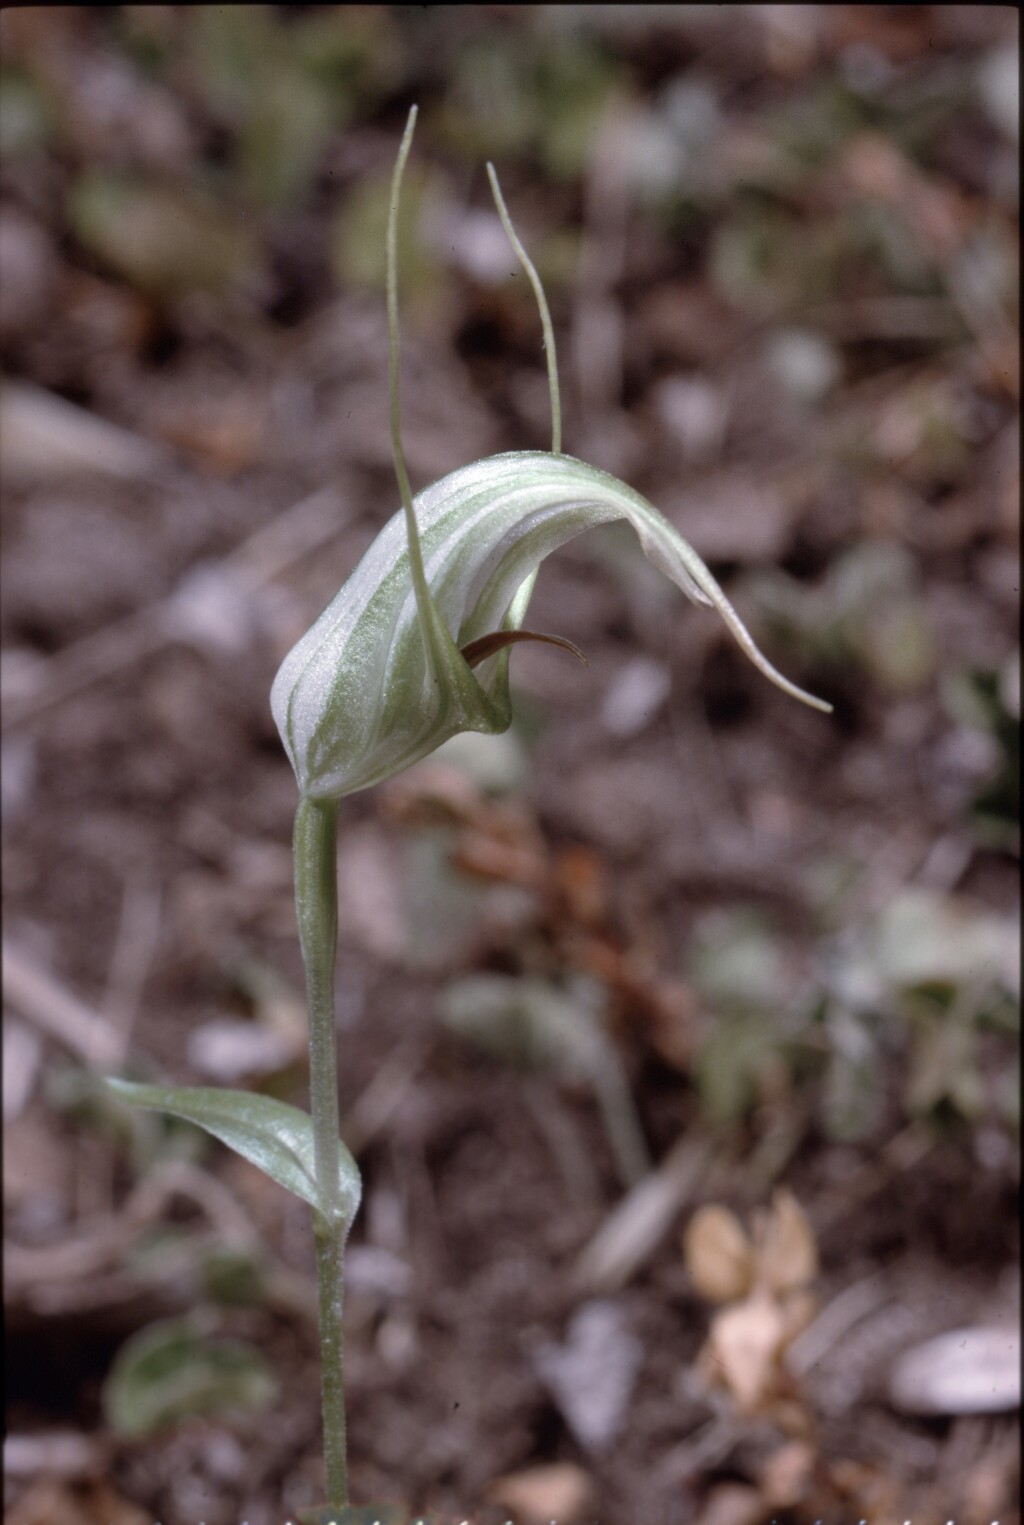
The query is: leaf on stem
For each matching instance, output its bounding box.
[106,1078,361,1228]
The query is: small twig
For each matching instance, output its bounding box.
[814,1124,933,1233]
[5,1154,317,1321]
[341,1037,431,1158]
[3,937,122,1070]
[787,1272,894,1379]
[1,607,166,732]
[102,871,163,1055]
[656,1414,740,1489]
[223,484,349,588]
[127,1157,264,1248]
[5,1158,260,1287]
[522,1078,603,1208]
[572,1134,714,1294]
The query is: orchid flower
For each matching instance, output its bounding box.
[271,107,830,804]
[111,109,830,1514]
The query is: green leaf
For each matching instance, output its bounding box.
[696,1013,785,1124]
[106,1079,360,1229]
[0,67,53,156]
[68,174,254,298]
[103,1316,276,1438]
[439,972,651,1186]
[689,907,797,1014]
[858,889,1018,998]
[819,1006,885,1142]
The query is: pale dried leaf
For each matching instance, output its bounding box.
[534,1300,643,1453]
[692,1483,766,1525]
[3,1431,104,1482]
[572,1137,712,1294]
[759,1439,816,1506]
[600,655,672,737]
[0,383,166,484]
[888,1323,1021,1415]
[489,1462,592,1525]
[756,1188,818,1295]
[703,1289,788,1413]
[186,1018,302,1084]
[684,1203,754,1303]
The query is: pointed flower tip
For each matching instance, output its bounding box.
[787,687,833,715]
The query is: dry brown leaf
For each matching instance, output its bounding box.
[828,1457,904,1517]
[684,1203,754,1303]
[553,843,609,926]
[702,1288,788,1413]
[692,1482,766,1525]
[640,974,696,1074]
[755,1188,818,1296]
[153,393,266,475]
[960,1425,1021,1521]
[759,1438,816,1506]
[451,828,547,889]
[489,1461,593,1524]
[7,1480,148,1525]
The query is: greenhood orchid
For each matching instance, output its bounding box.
[111,108,831,1514]
[271,107,830,805]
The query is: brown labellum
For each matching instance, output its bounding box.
[460,628,588,670]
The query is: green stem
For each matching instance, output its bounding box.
[486,162,562,456]
[386,105,430,606]
[312,1216,346,1502]
[293,795,348,1507]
